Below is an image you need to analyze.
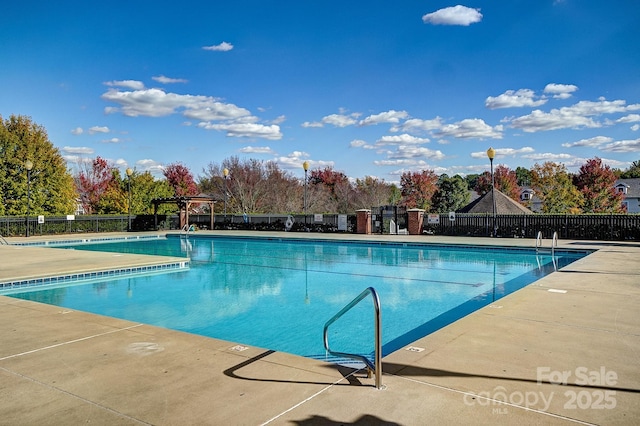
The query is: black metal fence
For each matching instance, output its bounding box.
[2,213,639,241]
[0,213,356,237]
[423,213,640,241]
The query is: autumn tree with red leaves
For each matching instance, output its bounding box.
[75,157,113,214]
[573,157,626,213]
[475,165,521,201]
[163,162,198,197]
[400,169,438,210]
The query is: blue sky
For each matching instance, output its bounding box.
[2,1,639,183]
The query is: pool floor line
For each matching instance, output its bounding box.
[0,323,144,361]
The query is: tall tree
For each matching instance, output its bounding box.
[573,157,625,213]
[353,176,393,209]
[399,169,438,210]
[515,166,533,187]
[308,166,354,213]
[432,174,470,213]
[475,165,520,201]
[0,114,77,215]
[531,162,584,213]
[75,157,113,214]
[619,160,640,178]
[163,162,198,197]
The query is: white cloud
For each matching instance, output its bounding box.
[62,146,94,155]
[521,152,575,162]
[544,83,578,99]
[350,139,371,148]
[102,138,121,143]
[601,138,640,153]
[617,114,640,123]
[390,117,443,133]
[71,127,83,135]
[103,80,145,90]
[272,115,286,125]
[388,145,445,160]
[632,124,640,131]
[203,42,234,51]
[485,89,547,109]
[88,126,109,134]
[470,147,535,159]
[510,98,637,132]
[376,134,430,145]
[136,159,165,174]
[360,110,409,126]
[322,113,359,127]
[198,122,282,140]
[436,118,503,139]
[301,121,324,128]
[422,5,483,26]
[274,151,333,171]
[562,136,613,148]
[239,146,275,154]
[152,75,188,84]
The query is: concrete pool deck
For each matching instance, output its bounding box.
[0,231,638,425]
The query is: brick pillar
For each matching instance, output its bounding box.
[356,209,372,234]
[407,209,425,235]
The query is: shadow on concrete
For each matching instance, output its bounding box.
[223,351,640,395]
[290,414,401,425]
[223,349,370,387]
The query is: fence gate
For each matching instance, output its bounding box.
[372,205,407,234]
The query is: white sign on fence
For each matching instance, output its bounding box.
[449,211,456,221]
[337,214,347,231]
[427,214,439,224]
[38,215,45,224]
[66,215,75,221]
[314,214,323,222]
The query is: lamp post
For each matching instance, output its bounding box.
[303,160,309,230]
[486,147,497,237]
[126,168,133,231]
[25,160,33,237]
[223,168,229,219]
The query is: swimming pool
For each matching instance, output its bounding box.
[4,236,588,363]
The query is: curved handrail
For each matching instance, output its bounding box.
[551,231,558,256]
[323,287,382,389]
[535,231,543,253]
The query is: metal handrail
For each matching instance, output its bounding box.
[551,231,558,256]
[0,234,8,245]
[180,224,192,238]
[535,230,543,253]
[323,287,382,389]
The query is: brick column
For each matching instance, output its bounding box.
[356,209,372,234]
[407,209,425,235]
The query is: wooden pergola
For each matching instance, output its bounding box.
[151,195,217,230]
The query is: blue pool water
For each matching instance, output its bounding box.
[6,236,587,362]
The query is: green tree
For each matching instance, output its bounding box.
[0,115,77,215]
[620,160,640,178]
[432,174,470,213]
[573,157,625,213]
[531,162,584,213]
[515,166,532,187]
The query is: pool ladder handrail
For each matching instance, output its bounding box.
[535,231,558,255]
[323,287,382,389]
[0,234,9,245]
[180,224,193,238]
